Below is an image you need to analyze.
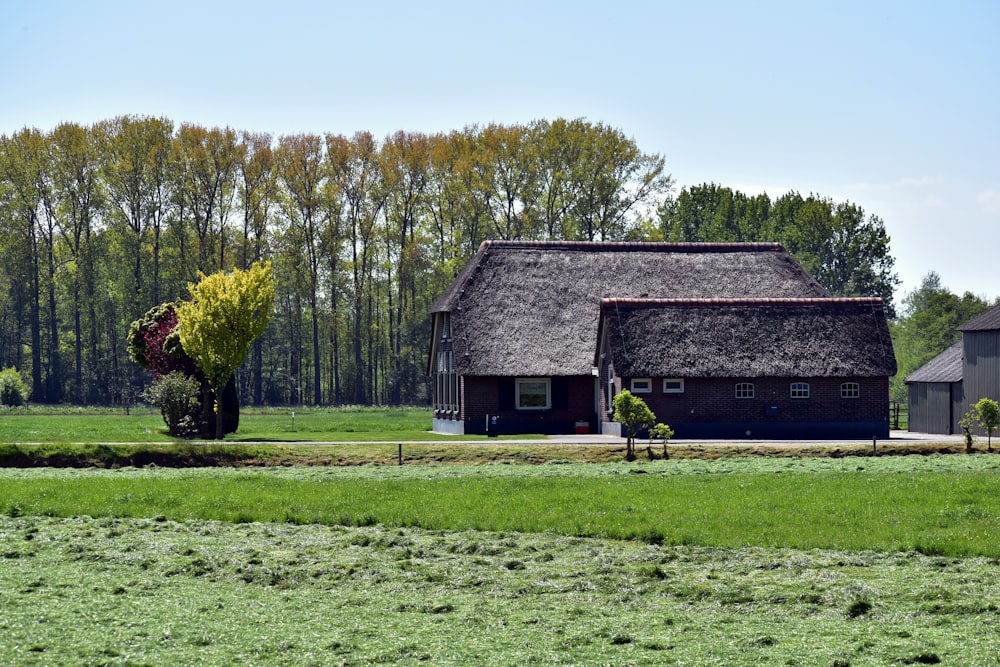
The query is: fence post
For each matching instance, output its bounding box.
[398,443,403,466]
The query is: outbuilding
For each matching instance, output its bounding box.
[907,303,1000,434]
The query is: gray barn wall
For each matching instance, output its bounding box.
[908,382,956,434]
[961,331,1000,433]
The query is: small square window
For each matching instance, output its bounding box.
[631,378,652,394]
[735,382,754,399]
[663,378,684,394]
[841,382,860,399]
[791,382,810,399]
[516,378,551,410]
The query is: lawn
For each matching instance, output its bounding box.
[2,455,1000,665]
[0,406,545,443]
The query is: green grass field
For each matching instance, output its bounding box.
[0,406,546,444]
[2,455,1000,665]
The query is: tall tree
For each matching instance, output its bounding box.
[0,129,46,400]
[660,183,772,242]
[236,131,278,405]
[532,118,584,239]
[382,130,431,404]
[476,122,540,240]
[276,133,327,405]
[174,124,239,274]
[568,123,672,241]
[49,121,104,402]
[327,131,386,404]
[660,185,900,315]
[425,129,486,277]
[99,115,174,311]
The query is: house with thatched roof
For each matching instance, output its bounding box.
[597,297,897,438]
[907,303,1000,434]
[428,240,895,437]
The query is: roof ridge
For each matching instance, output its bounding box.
[601,297,885,308]
[478,240,785,253]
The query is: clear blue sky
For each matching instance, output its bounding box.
[3,0,997,306]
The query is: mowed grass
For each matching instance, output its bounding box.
[7,516,1000,666]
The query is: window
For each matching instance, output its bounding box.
[663,378,684,394]
[841,382,860,399]
[735,382,754,399]
[439,313,452,342]
[791,382,810,399]
[516,378,551,410]
[631,378,652,393]
[433,349,458,412]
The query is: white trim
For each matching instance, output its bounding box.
[841,382,860,399]
[663,378,684,394]
[735,382,754,399]
[516,377,551,410]
[631,378,653,394]
[791,382,810,399]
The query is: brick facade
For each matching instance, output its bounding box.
[458,375,598,435]
[608,375,889,438]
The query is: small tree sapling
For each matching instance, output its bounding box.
[612,389,656,461]
[974,397,1000,453]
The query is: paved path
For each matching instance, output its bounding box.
[531,430,965,447]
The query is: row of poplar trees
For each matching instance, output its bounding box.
[0,116,672,406]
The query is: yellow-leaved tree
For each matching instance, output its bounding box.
[176,261,275,439]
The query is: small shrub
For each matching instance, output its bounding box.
[142,372,201,437]
[650,423,675,459]
[959,409,977,453]
[0,367,28,407]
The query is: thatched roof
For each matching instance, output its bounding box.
[432,241,831,377]
[957,303,1000,332]
[905,342,963,384]
[599,297,897,378]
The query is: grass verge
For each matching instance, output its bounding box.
[0,406,546,444]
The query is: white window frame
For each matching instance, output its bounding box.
[631,378,653,394]
[791,382,810,399]
[663,378,685,394]
[735,382,754,399]
[516,378,551,410]
[841,382,860,399]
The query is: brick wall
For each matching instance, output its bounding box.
[634,376,888,426]
[461,375,598,435]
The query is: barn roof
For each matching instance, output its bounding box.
[905,342,963,384]
[957,302,1000,332]
[599,297,897,378]
[432,240,831,377]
